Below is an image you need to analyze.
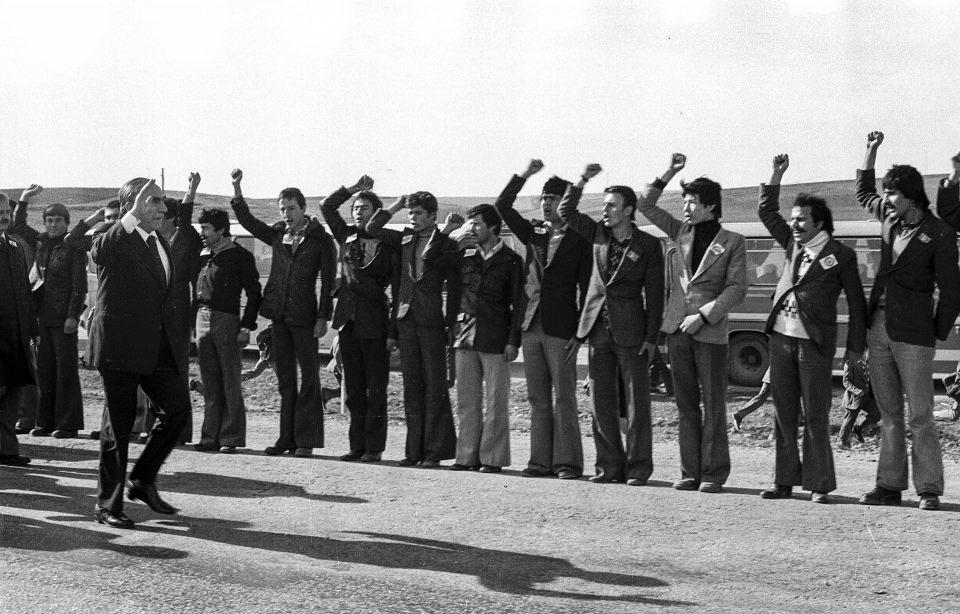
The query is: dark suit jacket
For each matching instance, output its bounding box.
[232,196,336,327]
[759,183,867,354]
[856,168,960,347]
[423,232,525,354]
[87,220,187,375]
[11,204,87,327]
[558,185,664,347]
[0,233,39,387]
[494,174,591,340]
[320,187,398,339]
[366,211,461,337]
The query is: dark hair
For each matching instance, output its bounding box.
[604,185,638,220]
[882,164,929,209]
[198,207,231,236]
[105,199,121,210]
[0,193,10,211]
[355,190,383,211]
[162,197,179,220]
[793,193,834,234]
[118,177,150,207]
[680,176,723,218]
[278,187,306,210]
[407,191,438,215]
[42,203,70,224]
[466,203,502,235]
[541,176,569,198]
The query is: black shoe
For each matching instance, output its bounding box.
[450,463,478,471]
[699,482,723,494]
[30,427,52,437]
[127,480,178,514]
[294,448,313,458]
[14,426,31,434]
[94,506,135,529]
[188,378,204,394]
[0,455,31,466]
[732,412,745,432]
[760,485,793,499]
[264,445,296,456]
[193,443,217,452]
[52,429,78,439]
[398,457,420,467]
[919,493,940,511]
[626,478,647,486]
[219,446,237,454]
[340,450,364,461]
[810,492,830,504]
[556,470,581,480]
[419,459,440,468]
[521,467,553,478]
[589,475,624,484]
[859,486,901,506]
[673,478,700,491]
[89,430,101,440]
[360,452,382,463]
[478,465,502,473]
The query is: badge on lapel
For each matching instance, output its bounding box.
[819,254,838,269]
[919,233,932,243]
[464,248,478,257]
[710,243,725,255]
[626,250,639,261]
[534,227,548,234]
[344,234,357,243]
[8,239,17,248]
[402,234,414,244]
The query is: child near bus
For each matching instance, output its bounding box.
[731,367,771,432]
[838,355,880,447]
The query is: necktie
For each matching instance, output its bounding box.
[146,235,167,285]
[793,250,812,284]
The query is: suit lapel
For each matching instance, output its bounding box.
[887,214,935,273]
[543,227,570,268]
[690,229,729,282]
[595,242,610,283]
[130,231,167,289]
[608,230,641,285]
[678,227,694,279]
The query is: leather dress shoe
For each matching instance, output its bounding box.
[673,478,700,491]
[127,480,178,514]
[294,447,313,458]
[14,426,31,434]
[699,482,722,494]
[220,446,237,454]
[810,492,830,504]
[760,485,793,499]
[626,478,647,487]
[478,465,502,473]
[193,442,217,452]
[589,475,624,484]
[859,486,901,506]
[419,459,440,468]
[30,427,52,437]
[52,429,78,439]
[919,493,940,511]
[449,463,479,471]
[0,455,31,466]
[521,467,553,478]
[360,452,382,463]
[556,470,581,480]
[264,445,296,456]
[398,457,420,467]
[340,450,364,461]
[95,506,135,529]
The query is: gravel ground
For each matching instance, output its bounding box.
[2,359,959,613]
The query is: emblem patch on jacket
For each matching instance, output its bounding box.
[626,250,639,261]
[402,235,414,244]
[710,243,725,255]
[819,254,838,269]
[919,233,932,243]
[534,227,548,234]
[464,248,478,257]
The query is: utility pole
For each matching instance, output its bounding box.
[161,168,165,191]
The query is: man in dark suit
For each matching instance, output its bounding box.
[231,169,336,458]
[320,175,397,463]
[758,154,868,504]
[559,164,665,486]
[494,159,591,480]
[933,151,960,423]
[0,193,39,466]
[638,154,748,495]
[89,178,191,528]
[430,205,525,473]
[855,132,960,512]
[365,192,459,468]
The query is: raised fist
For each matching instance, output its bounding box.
[230,168,243,185]
[356,174,375,191]
[670,153,686,172]
[444,212,465,231]
[772,154,790,173]
[20,184,43,201]
[582,163,603,180]
[525,159,545,177]
[866,131,884,150]
[188,172,201,191]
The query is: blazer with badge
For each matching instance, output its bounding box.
[365,211,461,337]
[320,187,398,339]
[87,218,187,376]
[558,184,664,347]
[422,232,525,354]
[856,169,960,347]
[759,183,867,354]
[637,181,747,345]
[494,174,592,340]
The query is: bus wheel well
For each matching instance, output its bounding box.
[728,331,769,387]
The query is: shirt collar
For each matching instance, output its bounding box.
[801,230,830,257]
[480,238,504,260]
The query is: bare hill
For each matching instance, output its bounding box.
[4,174,950,228]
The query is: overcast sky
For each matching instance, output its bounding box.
[2,0,959,199]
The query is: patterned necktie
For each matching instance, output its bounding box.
[146,235,167,285]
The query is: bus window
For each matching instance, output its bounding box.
[746,238,785,286]
[837,237,880,285]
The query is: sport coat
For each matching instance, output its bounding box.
[320,187,398,339]
[0,233,39,387]
[759,183,867,353]
[558,185,664,347]
[365,211,461,337]
[856,168,960,347]
[494,174,592,339]
[87,219,187,375]
[637,181,747,344]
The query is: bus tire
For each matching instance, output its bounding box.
[728,332,769,387]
